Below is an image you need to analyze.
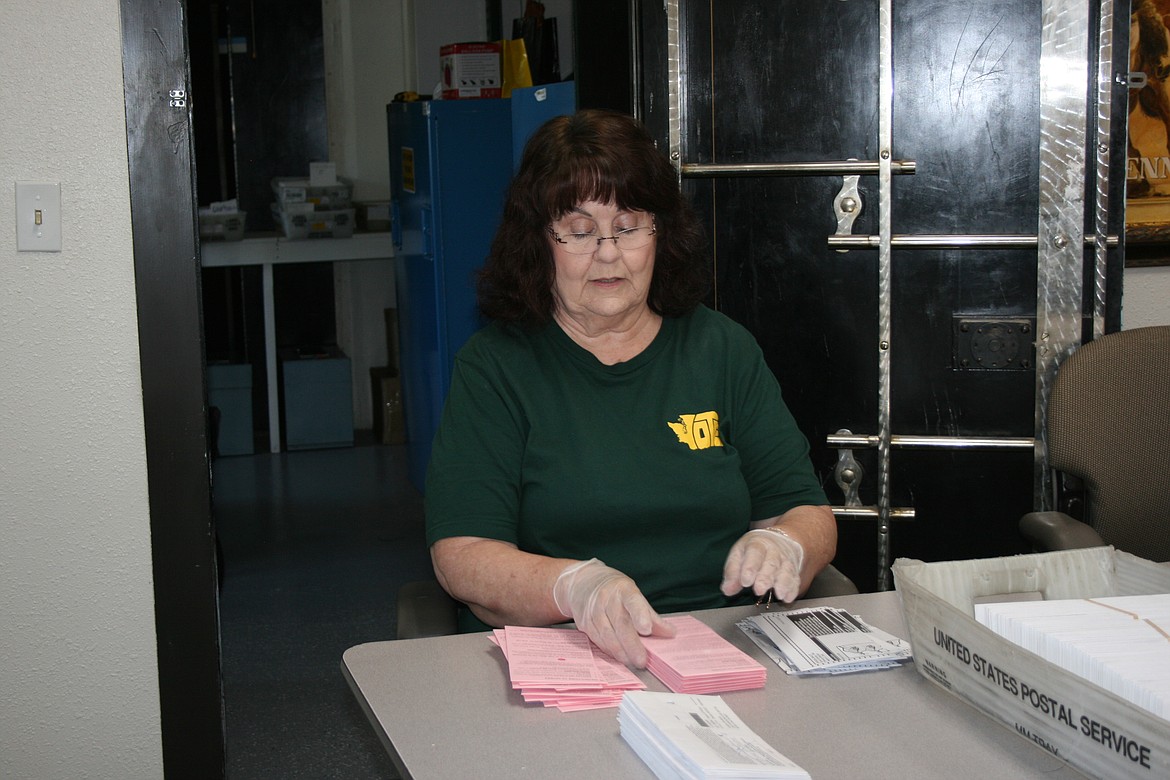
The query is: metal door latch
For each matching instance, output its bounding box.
[834,429,864,507]
[832,171,862,253]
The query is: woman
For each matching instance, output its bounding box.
[425,109,836,668]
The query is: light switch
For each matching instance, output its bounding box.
[16,182,62,252]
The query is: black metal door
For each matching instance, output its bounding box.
[638,0,1128,590]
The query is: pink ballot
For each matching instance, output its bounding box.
[501,625,605,689]
[493,626,645,712]
[641,615,767,694]
[492,618,763,710]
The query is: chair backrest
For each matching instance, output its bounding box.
[1046,325,1170,562]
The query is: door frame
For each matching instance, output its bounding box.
[121,0,225,775]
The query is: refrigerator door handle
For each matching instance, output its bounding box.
[421,207,433,258]
[391,200,403,250]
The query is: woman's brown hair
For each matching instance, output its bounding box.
[477,109,709,326]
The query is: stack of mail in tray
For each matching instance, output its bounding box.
[642,615,767,694]
[974,593,1170,719]
[492,626,645,712]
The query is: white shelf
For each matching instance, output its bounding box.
[200,231,393,268]
[200,232,395,453]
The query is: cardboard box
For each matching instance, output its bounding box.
[893,548,1170,779]
[370,366,405,445]
[356,201,391,233]
[440,42,501,99]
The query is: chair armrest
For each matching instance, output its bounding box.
[804,563,860,598]
[396,579,460,639]
[1019,511,1106,552]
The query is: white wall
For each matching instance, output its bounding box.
[414,1,489,96]
[324,0,413,203]
[324,1,576,430]
[412,1,575,97]
[0,2,163,779]
[1122,266,1170,328]
[323,0,410,429]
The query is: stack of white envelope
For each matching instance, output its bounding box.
[974,593,1170,719]
[619,690,810,780]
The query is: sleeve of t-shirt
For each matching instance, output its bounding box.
[724,327,828,521]
[424,342,527,548]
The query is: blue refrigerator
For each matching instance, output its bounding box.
[388,84,576,492]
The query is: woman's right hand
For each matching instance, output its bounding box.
[552,558,675,668]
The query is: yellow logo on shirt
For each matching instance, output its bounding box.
[667,411,723,450]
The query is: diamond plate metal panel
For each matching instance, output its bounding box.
[876,0,894,588]
[1035,0,1092,509]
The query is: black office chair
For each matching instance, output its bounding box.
[396,564,860,640]
[396,579,459,639]
[1020,326,1170,563]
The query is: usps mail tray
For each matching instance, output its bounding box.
[892,547,1170,780]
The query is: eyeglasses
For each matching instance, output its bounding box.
[547,223,657,255]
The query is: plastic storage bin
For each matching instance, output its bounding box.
[199,210,247,241]
[271,177,353,209]
[271,203,356,239]
[280,348,354,450]
[207,363,254,455]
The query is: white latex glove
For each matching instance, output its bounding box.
[720,527,805,603]
[552,558,675,668]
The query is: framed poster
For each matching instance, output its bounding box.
[1128,0,1170,266]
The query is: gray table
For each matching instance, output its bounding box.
[342,592,1088,779]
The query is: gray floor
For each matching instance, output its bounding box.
[214,439,432,779]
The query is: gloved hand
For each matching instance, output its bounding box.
[553,558,675,668]
[720,526,805,604]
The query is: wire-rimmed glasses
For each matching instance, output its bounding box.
[547,223,657,254]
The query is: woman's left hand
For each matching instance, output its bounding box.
[720,526,805,603]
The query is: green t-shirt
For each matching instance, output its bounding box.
[425,304,827,619]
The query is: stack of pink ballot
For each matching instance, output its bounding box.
[492,626,646,712]
[641,615,767,694]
